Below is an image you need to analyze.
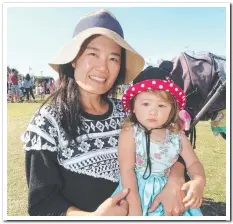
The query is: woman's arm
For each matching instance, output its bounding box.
[26,149,72,215]
[117,126,142,216]
[66,189,129,216]
[23,108,75,215]
[26,149,129,216]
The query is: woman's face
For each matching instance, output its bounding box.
[72,35,121,96]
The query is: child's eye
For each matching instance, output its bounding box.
[159,104,166,108]
[142,103,149,106]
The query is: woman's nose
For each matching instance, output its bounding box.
[96,58,109,73]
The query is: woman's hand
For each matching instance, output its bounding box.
[181,179,205,209]
[93,189,129,216]
[148,161,186,216]
[148,177,186,216]
[66,189,129,216]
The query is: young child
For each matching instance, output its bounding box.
[113,66,205,216]
[39,83,45,101]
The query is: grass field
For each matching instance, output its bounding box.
[7,100,226,216]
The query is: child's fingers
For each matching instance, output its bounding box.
[182,190,193,204]
[197,198,203,208]
[190,198,201,209]
[181,182,190,191]
[184,197,197,209]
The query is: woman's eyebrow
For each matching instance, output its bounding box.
[86,46,99,51]
[86,46,121,57]
[111,52,121,57]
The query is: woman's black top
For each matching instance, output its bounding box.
[23,98,126,216]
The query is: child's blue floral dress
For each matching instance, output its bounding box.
[113,125,203,216]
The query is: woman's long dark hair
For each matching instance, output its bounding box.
[41,36,126,144]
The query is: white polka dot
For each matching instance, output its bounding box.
[152,81,156,84]
[130,94,133,97]
[132,87,135,91]
[182,103,185,106]
[122,101,125,104]
[175,88,178,91]
[138,91,141,93]
[179,92,182,95]
[182,96,185,98]
[159,85,163,89]
[169,83,173,87]
[165,89,169,92]
[163,80,167,82]
[141,84,145,87]
[123,97,126,99]
[148,87,152,90]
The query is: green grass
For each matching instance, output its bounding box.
[7,101,226,216]
[7,101,42,216]
[195,122,226,202]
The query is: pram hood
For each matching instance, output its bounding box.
[168,51,226,121]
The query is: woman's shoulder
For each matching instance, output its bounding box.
[30,104,61,127]
[109,97,126,116]
[109,97,121,106]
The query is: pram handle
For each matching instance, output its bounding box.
[189,80,226,131]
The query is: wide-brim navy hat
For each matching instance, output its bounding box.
[122,65,186,113]
[49,9,145,84]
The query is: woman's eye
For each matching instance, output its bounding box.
[110,58,119,63]
[89,53,97,57]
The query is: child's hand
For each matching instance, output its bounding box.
[181,179,205,209]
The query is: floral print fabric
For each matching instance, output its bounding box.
[112,125,203,216]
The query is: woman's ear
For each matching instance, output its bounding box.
[71,61,76,68]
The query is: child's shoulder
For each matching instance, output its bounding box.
[121,120,135,133]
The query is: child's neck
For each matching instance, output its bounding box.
[150,128,167,142]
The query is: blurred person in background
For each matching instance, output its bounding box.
[23,74,37,103]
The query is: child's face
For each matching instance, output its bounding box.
[133,91,172,130]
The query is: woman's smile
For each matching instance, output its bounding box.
[89,75,106,83]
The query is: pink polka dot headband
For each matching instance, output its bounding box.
[121,77,186,113]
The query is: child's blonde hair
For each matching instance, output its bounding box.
[122,89,183,132]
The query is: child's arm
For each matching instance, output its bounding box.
[118,126,142,216]
[179,133,206,209]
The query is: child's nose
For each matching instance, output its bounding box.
[149,109,158,116]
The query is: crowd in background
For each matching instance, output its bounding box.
[7,69,56,103]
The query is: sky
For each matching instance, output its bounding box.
[7,5,227,80]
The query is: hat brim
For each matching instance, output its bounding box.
[49,27,145,84]
[122,79,186,113]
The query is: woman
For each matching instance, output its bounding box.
[23,74,37,102]
[22,9,186,216]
